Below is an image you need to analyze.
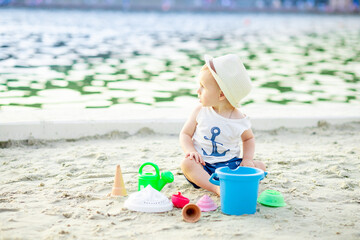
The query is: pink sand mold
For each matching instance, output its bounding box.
[172,192,190,208]
[196,195,217,212]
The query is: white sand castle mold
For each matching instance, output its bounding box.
[124,185,173,213]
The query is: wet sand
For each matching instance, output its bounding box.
[1,122,359,239]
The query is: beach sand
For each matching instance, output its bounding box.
[1,122,360,240]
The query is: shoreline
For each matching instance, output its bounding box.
[1,117,360,142]
[2,6,360,14]
[1,103,360,141]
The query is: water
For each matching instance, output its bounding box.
[0,9,359,110]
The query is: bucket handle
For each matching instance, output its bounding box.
[209,170,268,184]
[209,173,220,186]
[139,162,160,176]
[260,171,268,181]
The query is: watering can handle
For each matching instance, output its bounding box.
[139,162,160,176]
[209,173,220,186]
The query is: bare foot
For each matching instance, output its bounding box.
[215,186,220,196]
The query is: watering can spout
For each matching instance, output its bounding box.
[158,171,174,191]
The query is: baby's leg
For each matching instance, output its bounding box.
[253,160,266,171]
[181,157,220,196]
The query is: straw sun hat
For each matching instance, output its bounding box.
[204,54,252,108]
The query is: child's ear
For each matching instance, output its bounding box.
[219,91,226,100]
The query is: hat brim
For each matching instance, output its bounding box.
[204,54,239,108]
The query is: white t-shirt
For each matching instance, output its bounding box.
[193,107,251,164]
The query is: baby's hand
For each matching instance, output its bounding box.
[240,159,255,168]
[185,152,205,166]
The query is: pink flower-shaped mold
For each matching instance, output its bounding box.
[196,195,217,212]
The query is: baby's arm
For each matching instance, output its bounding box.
[240,129,255,168]
[179,105,205,166]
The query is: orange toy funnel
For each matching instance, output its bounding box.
[111,165,127,197]
[182,204,201,223]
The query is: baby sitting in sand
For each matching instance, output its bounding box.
[179,54,266,196]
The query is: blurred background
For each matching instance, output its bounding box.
[0,0,359,112]
[1,0,360,12]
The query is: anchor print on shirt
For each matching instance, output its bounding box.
[202,127,230,157]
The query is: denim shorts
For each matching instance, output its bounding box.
[185,157,242,189]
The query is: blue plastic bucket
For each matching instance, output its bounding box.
[209,166,267,215]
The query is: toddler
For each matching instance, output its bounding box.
[179,54,266,196]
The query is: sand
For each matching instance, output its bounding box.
[1,122,360,240]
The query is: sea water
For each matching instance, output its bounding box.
[0,9,359,110]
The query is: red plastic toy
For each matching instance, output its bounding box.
[171,192,190,208]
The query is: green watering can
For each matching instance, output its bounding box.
[138,162,174,191]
